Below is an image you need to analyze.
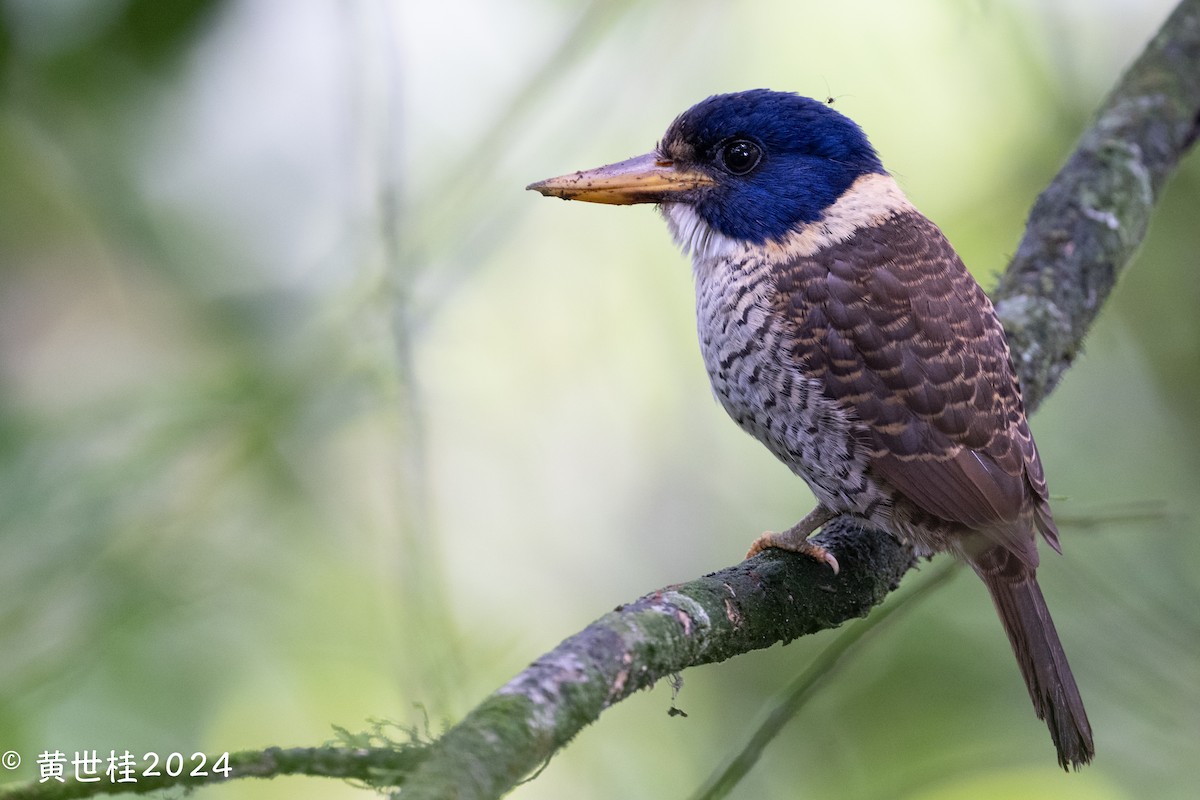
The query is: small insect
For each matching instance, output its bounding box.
[821,77,837,106]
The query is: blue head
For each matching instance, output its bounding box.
[659,90,886,243]
[529,90,887,245]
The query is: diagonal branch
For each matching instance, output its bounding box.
[688,559,961,800]
[401,522,915,799]
[995,0,1200,407]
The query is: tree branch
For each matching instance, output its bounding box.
[401,522,914,799]
[2,2,1198,800]
[995,0,1200,407]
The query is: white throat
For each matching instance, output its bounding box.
[660,203,743,268]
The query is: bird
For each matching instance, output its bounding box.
[526,89,1093,770]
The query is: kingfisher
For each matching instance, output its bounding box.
[528,89,1094,769]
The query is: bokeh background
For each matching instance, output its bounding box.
[2,1,1198,798]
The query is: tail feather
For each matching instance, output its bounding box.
[971,547,1094,770]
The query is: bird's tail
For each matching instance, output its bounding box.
[970,546,1094,770]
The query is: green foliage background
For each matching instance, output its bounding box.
[1,1,1197,798]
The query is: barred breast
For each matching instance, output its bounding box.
[679,219,882,521]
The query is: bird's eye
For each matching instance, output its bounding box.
[721,139,762,175]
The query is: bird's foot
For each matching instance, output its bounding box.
[745,505,840,574]
[746,535,840,574]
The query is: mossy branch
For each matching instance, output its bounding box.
[401,522,913,799]
[2,2,1197,800]
[994,0,1200,406]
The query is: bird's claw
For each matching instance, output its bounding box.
[746,532,840,575]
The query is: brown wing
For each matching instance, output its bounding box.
[773,210,1058,562]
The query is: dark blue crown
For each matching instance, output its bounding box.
[662,90,886,243]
